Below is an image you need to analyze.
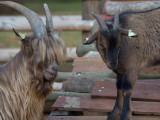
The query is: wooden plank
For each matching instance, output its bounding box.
[76,44,97,57]
[62,78,95,93]
[91,80,160,102]
[48,116,107,120]
[52,96,160,115]
[48,116,160,120]
[72,56,160,79]
[72,56,109,72]
[0,47,76,62]
[47,91,91,101]
[0,16,94,31]
[57,71,116,82]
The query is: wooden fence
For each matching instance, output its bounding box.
[0,15,94,31]
[1,0,160,61]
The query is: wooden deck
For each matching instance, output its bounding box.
[48,116,160,120]
[48,56,160,120]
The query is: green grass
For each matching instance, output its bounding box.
[0,0,82,48]
[0,31,82,48]
[61,31,82,47]
[0,32,21,48]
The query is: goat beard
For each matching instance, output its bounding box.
[31,67,55,97]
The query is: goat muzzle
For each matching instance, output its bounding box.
[43,69,58,81]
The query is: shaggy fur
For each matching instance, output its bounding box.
[85,8,160,120]
[0,34,66,120]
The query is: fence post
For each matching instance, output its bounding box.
[82,0,101,43]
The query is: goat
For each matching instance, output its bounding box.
[0,1,66,120]
[84,7,160,120]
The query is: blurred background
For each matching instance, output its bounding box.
[0,0,84,72]
[0,0,82,48]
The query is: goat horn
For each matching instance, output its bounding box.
[113,11,120,31]
[0,1,47,38]
[44,3,54,34]
[91,13,109,35]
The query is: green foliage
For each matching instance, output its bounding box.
[0,32,21,48]
[24,0,82,15]
[0,31,81,48]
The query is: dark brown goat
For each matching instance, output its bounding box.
[0,1,66,120]
[84,7,160,120]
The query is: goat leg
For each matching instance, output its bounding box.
[120,71,138,120]
[120,93,132,120]
[107,73,123,120]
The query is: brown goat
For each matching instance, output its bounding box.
[0,1,66,120]
[84,7,160,120]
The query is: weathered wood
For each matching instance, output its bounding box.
[56,71,116,82]
[48,116,160,120]
[74,56,160,75]
[0,15,81,21]
[82,0,101,42]
[52,96,160,115]
[49,110,69,116]
[0,47,77,62]
[91,80,160,102]
[0,16,94,31]
[52,82,63,91]
[56,71,160,82]
[73,56,109,72]
[48,116,105,120]
[45,92,91,112]
[47,91,91,101]
[62,78,95,93]
[48,116,107,120]
[0,48,20,62]
[76,44,97,57]
[104,1,160,15]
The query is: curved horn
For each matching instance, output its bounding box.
[0,1,47,38]
[91,13,109,35]
[83,33,97,45]
[113,11,120,31]
[44,3,54,34]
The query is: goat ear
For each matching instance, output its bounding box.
[13,28,26,40]
[83,32,98,45]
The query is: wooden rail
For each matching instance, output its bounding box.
[0,48,77,62]
[0,16,94,31]
[0,1,159,32]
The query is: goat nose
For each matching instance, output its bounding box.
[52,66,58,72]
[107,61,117,69]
